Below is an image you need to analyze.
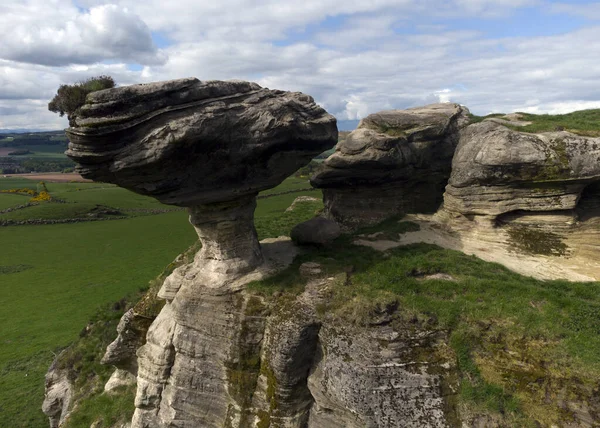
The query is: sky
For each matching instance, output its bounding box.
[2,0,600,130]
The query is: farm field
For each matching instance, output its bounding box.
[0,145,66,158]
[3,173,92,182]
[0,176,323,427]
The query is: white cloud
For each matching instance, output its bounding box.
[2,0,600,129]
[0,2,164,66]
[520,100,600,115]
[549,2,600,20]
[435,89,453,103]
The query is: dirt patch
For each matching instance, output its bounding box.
[0,147,18,156]
[2,173,92,183]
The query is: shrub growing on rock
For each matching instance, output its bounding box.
[48,75,115,126]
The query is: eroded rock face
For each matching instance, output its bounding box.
[66,78,336,277]
[440,120,600,226]
[102,308,154,375]
[307,323,457,428]
[63,79,338,427]
[311,103,470,229]
[66,78,336,207]
[132,238,300,428]
[42,354,72,428]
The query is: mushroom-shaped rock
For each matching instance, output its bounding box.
[66,78,337,274]
[440,120,600,225]
[311,103,470,229]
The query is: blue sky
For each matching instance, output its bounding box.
[2,0,600,130]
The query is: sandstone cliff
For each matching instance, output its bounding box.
[44,92,600,428]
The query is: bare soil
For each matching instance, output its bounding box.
[0,147,17,156]
[2,173,92,183]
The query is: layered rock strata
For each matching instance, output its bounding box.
[64,78,340,427]
[66,78,335,208]
[311,103,470,229]
[440,120,600,227]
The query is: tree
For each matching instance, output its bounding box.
[48,75,115,126]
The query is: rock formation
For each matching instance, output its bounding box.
[45,93,600,427]
[64,78,345,427]
[42,354,72,428]
[290,216,341,246]
[440,120,600,227]
[311,103,470,229]
[60,80,465,427]
[102,308,154,375]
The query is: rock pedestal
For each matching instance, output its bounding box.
[63,78,338,427]
[189,196,263,276]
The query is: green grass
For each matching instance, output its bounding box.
[0,178,40,191]
[0,202,123,221]
[64,386,136,428]
[0,176,321,427]
[259,176,314,196]
[469,109,600,136]
[2,145,68,160]
[0,193,30,210]
[255,190,322,239]
[0,212,197,427]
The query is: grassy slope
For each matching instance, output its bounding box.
[0,213,196,427]
[0,177,322,427]
[0,181,177,222]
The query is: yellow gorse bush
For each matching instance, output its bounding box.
[30,191,52,202]
[0,188,36,196]
[0,184,52,202]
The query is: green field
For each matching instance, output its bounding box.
[0,193,30,210]
[1,145,67,159]
[0,176,323,427]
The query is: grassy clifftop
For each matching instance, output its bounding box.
[469,108,600,136]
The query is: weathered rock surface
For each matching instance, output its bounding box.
[440,120,600,226]
[63,79,340,427]
[312,103,470,229]
[104,368,137,393]
[102,308,154,375]
[42,353,73,428]
[290,216,341,246]
[66,78,336,207]
[307,323,457,428]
